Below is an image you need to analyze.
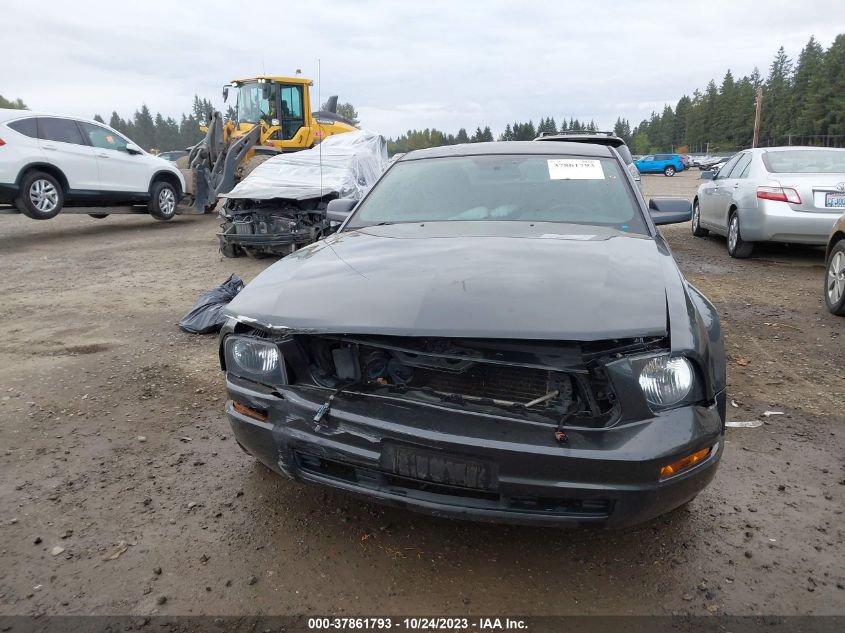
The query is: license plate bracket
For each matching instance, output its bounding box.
[380,443,498,490]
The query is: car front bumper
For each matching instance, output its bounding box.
[225,376,726,528]
[743,200,841,244]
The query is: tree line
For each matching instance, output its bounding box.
[387,34,845,155]
[626,34,845,154]
[0,95,28,110]
[0,93,212,151]
[386,117,602,154]
[92,96,214,152]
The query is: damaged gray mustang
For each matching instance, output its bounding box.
[219,141,727,527]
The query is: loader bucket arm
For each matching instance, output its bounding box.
[184,113,262,214]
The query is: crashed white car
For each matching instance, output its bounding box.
[218,130,387,258]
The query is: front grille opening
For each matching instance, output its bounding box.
[410,365,559,405]
[507,495,611,516]
[383,473,500,501]
[298,453,356,481]
[299,335,619,426]
[295,452,611,518]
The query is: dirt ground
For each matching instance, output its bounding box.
[0,169,843,618]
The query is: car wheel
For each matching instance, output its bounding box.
[15,171,64,220]
[245,247,271,259]
[148,180,178,221]
[727,212,754,258]
[691,200,709,237]
[824,240,845,316]
[218,235,242,258]
[663,166,676,177]
[88,213,109,219]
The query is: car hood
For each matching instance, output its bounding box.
[225,222,670,341]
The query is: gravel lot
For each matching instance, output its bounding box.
[0,169,843,617]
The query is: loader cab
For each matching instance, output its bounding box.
[277,84,305,141]
[231,78,307,142]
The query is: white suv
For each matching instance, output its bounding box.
[0,108,185,220]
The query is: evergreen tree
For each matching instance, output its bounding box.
[802,34,845,136]
[613,117,632,144]
[133,105,156,149]
[761,46,793,143]
[671,97,690,147]
[109,111,124,132]
[730,76,756,148]
[793,36,826,135]
[0,95,27,109]
[337,102,360,126]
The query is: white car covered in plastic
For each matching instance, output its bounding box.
[218,130,387,258]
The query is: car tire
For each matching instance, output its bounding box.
[824,240,845,316]
[218,235,243,259]
[148,180,178,221]
[727,211,754,258]
[238,154,272,180]
[15,171,64,220]
[88,213,109,219]
[663,166,676,177]
[244,247,270,259]
[691,200,709,237]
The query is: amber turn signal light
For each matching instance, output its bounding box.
[232,401,268,422]
[660,446,711,480]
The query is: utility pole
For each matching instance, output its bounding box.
[752,87,763,148]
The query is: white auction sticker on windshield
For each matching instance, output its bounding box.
[547,159,604,180]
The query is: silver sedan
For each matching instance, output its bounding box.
[692,147,845,258]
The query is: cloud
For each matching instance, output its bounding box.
[3,0,842,137]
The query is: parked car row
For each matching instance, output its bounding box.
[0,108,185,220]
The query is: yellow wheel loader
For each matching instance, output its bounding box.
[179,76,357,214]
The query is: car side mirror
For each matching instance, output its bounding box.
[325,198,357,223]
[700,170,715,180]
[125,143,143,155]
[648,197,692,225]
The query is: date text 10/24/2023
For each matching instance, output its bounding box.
[307,617,528,630]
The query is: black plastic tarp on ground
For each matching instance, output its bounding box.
[178,274,244,334]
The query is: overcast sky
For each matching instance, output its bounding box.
[4,1,842,137]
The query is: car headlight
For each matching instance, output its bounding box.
[224,335,287,386]
[637,355,694,409]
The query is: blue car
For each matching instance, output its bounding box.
[634,153,685,177]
